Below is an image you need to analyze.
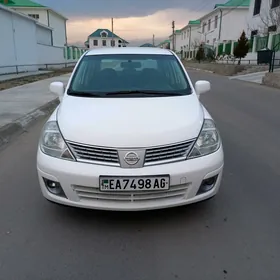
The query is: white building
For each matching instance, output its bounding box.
[85,29,129,49]
[175,20,201,59]
[0,4,77,75]
[169,30,182,53]
[2,0,67,47]
[198,0,250,48]
[247,0,280,35]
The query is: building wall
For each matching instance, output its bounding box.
[200,10,221,45]
[12,7,66,47]
[199,8,249,46]
[48,10,66,47]
[36,24,52,45]
[247,0,280,33]
[89,37,127,48]
[220,9,250,40]
[0,7,71,75]
[12,8,48,25]
[0,8,37,74]
[37,44,64,64]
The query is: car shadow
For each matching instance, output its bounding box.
[46,196,219,230]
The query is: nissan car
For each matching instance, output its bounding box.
[36,47,224,211]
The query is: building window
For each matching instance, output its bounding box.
[93,40,98,46]
[268,25,277,32]
[253,0,262,15]
[102,40,107,46]
[28,14,39,19]
[214,15,218,28]
[118,45,121,47]
[101,31,107,37]
[111,40,115,47]
[208,19,211,31]
[271,0,280,8]
[207,40,209,43]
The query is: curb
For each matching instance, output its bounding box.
[0,98,59,149]
[184,66,214,74]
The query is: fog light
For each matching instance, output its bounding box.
[43,178,66,197]
[197,175,218,195]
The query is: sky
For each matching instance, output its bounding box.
[37,0,220,46]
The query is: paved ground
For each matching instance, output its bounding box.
[0,70,280,280]
[0,74,70,128]
[229,68,280,84]
[0,71,51,82]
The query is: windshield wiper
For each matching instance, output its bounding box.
[106,90,184,96]
[67,90,101,97]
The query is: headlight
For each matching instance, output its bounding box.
[188,119,221,158]
[40,121,75,161]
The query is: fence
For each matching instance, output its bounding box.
[64,46,87,61]
[0,62,77,76]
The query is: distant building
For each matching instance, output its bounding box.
[169,30,182,52]
[157,40,170,49]
[176,20,201,59]
[0,0,68,47]
[139,43,154,47]
[86,29,129,49]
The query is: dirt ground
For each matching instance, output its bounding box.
[0,67,74,91]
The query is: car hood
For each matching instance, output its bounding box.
[57,95,204,148]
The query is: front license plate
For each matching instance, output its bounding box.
[99,176,170,192]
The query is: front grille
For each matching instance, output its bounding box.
[67,141,120,166]
[73,184,190,203]
[144,140,195,165]
[67,139,195,167]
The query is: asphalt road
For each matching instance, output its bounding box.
[1,70,280,280]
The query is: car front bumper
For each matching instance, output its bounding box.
[37,147,224,211]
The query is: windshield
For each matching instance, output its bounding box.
[68,54,192,97]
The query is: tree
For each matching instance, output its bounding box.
[196,44,205,63]
[234,31,250,64]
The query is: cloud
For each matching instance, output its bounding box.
[38,0,217,18]
[67,8,204,44]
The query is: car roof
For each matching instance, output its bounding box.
[85,47,173,56]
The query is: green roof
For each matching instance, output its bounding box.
[157,40,170,47]
[88,29,129,44]
[189,20,200,25]
[175,30,181,34]
[214,0,250,8]
[139,43,154,47]
[0,0,45,7]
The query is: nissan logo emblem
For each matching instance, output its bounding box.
[124,152,140,165]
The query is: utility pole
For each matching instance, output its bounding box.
[111,18,114,47]
[172,20,175,52]
[152,34,155,46]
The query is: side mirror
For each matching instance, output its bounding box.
[195,80,211,96]
[49,81,64,101]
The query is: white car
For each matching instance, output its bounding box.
[37,47,224,211]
